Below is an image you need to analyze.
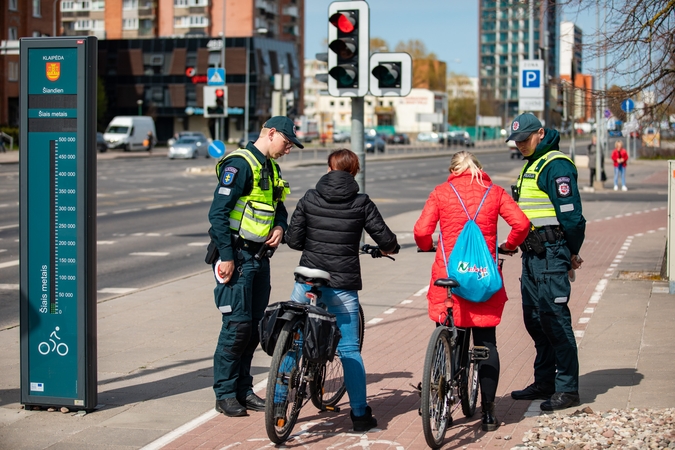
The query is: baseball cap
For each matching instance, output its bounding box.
[506,113,543,142]
[263,116,304,149]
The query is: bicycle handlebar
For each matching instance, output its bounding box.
[360,244,399,261]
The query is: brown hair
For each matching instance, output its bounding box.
[328,148,360,176]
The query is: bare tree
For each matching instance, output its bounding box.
[562,0,675,114]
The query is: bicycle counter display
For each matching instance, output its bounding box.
[19,37,98,410]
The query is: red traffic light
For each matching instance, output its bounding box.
[329,12,355,33]
[215,89,224,98]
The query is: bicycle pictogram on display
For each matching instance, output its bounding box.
[38,326,69,356]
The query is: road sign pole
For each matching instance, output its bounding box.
[352,97,365,193]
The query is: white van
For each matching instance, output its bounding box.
[103,116,156,152]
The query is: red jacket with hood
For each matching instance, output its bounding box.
[414,170,529,327]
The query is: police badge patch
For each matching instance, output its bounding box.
[555,176,571,197]
[220,166,238,186]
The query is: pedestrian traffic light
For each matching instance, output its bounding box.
[203,85,228,118]
[369,52,412,97]
[327,1,369,97]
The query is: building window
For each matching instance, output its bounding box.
[75,20,91,30]
[123,0,137,10]
[61,1,73,10]
[122,18,139,29]
[174,15,208,27]
[91,0,104,10]
[9,27,18,40]
[33,0,41,17]
[8,62,19,81]
[174,0,188,6]
[9,0,18,10]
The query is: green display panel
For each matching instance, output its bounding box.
[20,37,98,410]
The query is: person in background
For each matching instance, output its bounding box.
[285,148,399,432]
[507,113,586,412]
[611,139,629,191]
[207,116,300,417]
[587,135,605,188]
[414,151,530,431]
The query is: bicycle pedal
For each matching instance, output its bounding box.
[472,346,490,361]
[322,405,340,413]
[410,382,422,396]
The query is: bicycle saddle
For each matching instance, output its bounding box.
[434,278,459,288]
[294,266,331,285]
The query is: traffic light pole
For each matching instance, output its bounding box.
[351,97,365,193]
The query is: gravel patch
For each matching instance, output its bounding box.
[511,407,675,449]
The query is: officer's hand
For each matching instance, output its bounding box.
[498,243,518,256]
[217,260,235,283]
[265,226,284,248]
[571,254,583,270]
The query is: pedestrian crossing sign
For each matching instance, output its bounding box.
[207,68,225,85]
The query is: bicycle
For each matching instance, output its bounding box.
[263,244,391,444]
[419,251,510,448]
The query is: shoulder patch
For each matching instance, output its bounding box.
[555,176,572,198]
[220,167,238,186]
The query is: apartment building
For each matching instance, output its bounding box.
[478,0,558,124]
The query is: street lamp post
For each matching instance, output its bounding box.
[137,99,143,116]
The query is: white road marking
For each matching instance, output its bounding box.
[413,285,429,296]
[97,288,138,294]
[130,252,170,256]
[0,284,19,290]
[97,241,115,245]
[367,318,383,325]
[400,299,413,305]
[384,308,396,314]
[0,224,19,230]
[188,242,208,247]
[0,260,19,269]
[113,208,141,214]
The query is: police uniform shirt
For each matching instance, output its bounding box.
[522,130,586,255]
[207,142,289,262]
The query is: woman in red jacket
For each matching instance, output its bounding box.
[414,151,529,431]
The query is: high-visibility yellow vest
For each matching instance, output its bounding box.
[516,151,574,228]
[217,148,290,243]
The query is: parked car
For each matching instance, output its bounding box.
[238,131,260,148]
[167,136,209,159]
[96,132,108,153]
[446,131,475,147]
[416,132,440,144]
[389,133,410,145]
[365,135,386,153]
[332,130,351,143]
[507,140,522,159]
[168,131,209,147]
[103,116,156,152]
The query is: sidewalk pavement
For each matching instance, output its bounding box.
[0,155,672,449]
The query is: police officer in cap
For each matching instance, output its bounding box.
[207,116,301,417]
[503,113,586,411]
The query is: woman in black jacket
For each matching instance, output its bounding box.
[285,148,398,431]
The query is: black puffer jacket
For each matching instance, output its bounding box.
[286,170,398,290]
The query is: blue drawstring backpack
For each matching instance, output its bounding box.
[440,183,503,303]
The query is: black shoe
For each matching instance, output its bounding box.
[350,406,377,432]
[239,393,265,412]
[215,398,247,417]
[540,392,580,411]
[481,402,499,432]
[510,382,555,401]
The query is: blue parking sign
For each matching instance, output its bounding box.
[522,70,541,88]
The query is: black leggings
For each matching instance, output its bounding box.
[464,327,499,405]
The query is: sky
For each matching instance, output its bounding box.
[305,0,601,79]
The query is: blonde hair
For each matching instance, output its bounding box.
[449,151,487,186]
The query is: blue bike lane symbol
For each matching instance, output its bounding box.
[38,326,69,356]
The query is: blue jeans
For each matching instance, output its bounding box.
[614,165,626,187]
[289,282,368,416]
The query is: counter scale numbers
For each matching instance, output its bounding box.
[20,36,98,410]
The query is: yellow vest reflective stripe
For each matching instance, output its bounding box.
[517,151,574,228]
[219,148,280,243]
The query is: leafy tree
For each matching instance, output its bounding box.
[370,37,389,54]
[394,39,445,91]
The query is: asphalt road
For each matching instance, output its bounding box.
[0,142,666,330]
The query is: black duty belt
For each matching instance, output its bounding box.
[232,235,264,253]
[536,225,564,244]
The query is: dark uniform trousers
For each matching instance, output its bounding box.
[213,247,271,401]
[520,240,579,392]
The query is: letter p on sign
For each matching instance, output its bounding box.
[522,70,540,88]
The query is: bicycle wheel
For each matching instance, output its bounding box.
[265,317,305,444]
[310,304,365,409]
[460,334,479,418]
[421,326,454,449]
